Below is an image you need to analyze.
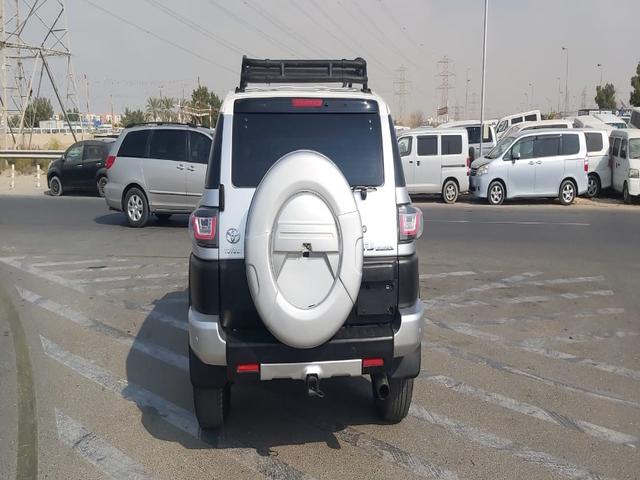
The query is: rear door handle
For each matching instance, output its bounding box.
[177,164,185,170]
[187,166,195,172]
[417,160,421,166]
[528,161,535,165]
[536,160,542,164]
[408,160,413,164]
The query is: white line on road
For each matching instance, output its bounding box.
[409,405,610,480]
[47,261,185,275]
[31,258,131,268]
[0,256,86,292]
[420,373,638,447]
[423,341,640,410]
[97,283,187,296]
[72,272,187,284]
[43,338,317,480]
[428,219,590,226]
[56,409,159,480]
[419,271,476,280]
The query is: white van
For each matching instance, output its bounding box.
[440,120,496,159]
[495,110,542,139]
[593,113,627,130]
[579,129,610,197]
[573,115,612,131]
[502,119,573,139]
[609,129,640,203]
[627,108,640,129]
[398,128,469,203]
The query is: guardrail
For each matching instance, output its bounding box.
[0,149,64,159]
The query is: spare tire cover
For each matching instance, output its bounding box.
[245,150,363,349]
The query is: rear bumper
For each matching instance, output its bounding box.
[104,181,124,211]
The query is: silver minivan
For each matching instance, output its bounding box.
[104,123,213,227]
[469,129,588,205]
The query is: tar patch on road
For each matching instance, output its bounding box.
[0,282,37,480]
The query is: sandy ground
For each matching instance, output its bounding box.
[0,170,48,196]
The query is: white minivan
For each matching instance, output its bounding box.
[580,129,610,197]
[469,129,588,205]
[609,129,640,204]
[501,119,573,139]
[495,110,542,139]
[440,120,496,159]
[398,128,469,203]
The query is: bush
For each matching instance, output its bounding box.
[0,158,51,175]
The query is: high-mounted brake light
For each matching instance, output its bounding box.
[398,204,423,242]
[236,363,259,374]
[189,207,218,247]
[291,98,324,108]
[584,157,589,172]
[363,358,384,368]
[105,155,116,169]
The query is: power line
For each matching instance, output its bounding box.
[80,0,236,75]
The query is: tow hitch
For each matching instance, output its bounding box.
[306,373,324,398]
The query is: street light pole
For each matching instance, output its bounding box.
[562,46,569,114]
[556,77,561,114]
[479,0,488,158]
[465,68,470,120]
[597,63,603,86]
[529,82,534,108]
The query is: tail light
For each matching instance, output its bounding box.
[584,158,589,172]
[398,204,423,243]
[105,155,116,169]
[189,207,218,247]
[467,156,471,175]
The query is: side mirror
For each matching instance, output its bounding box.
[511,152,521,161]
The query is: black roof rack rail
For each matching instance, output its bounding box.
[237,56,369,93]
[125,121,198,129]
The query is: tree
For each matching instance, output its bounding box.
[120,108,147,127]
[146,97,162,121]
[630,61,640,107]
[160,97,175,121]
[407,110,426,128]
[24,97,54,127]
[594,83,616,110]
[189,85,221,128]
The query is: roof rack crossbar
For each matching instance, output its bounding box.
[237,56,369,93]
[125,121,198,128]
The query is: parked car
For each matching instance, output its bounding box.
[495,110,542,139]
[470,129,588,205]
[579,129,611,197]
[440,120,496,159]
[609,129,640,204]
[47,138,116,197]
[188,57,424,428]
[103,123,213,227]
[592,112,627,130]
[397,127,469,203]
[501,119,573,139]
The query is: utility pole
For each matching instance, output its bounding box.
[109,94,114,128]
[465,68,470,120]
[529,82,534,108]
[580,87,587,109]
[597,63,603,86]
[393,65,409,123]
[436,56,454,123]
[1,0,7,149]
[479,0,488,157]
[556,77,562,113]
[562,46,569,114]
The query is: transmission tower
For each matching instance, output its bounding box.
[436,56,455,123]
[580,87,587,109]
[0,0,81,148]
[393,65,409,123]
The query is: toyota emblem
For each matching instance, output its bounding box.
[226,228,240,244]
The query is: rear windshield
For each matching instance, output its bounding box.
[585,132,603,153]
[231,98,383,188]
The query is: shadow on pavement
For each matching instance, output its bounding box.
[94,212,189,228]
[125,288,383,452]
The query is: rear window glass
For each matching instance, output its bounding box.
[585,132,603,153]
[561,134,580,155]
[417,135,437,156]
[442,135,462,155]
[533,135,560,157]
[205,115,223,188]
[118,130,149,158]
[232,110,383,187]
[466,126,480,144]
[149,130,187,162]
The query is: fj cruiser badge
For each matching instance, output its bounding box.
[226,228,240,244]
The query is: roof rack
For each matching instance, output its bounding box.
[237,56,369,93]
[125,121,197,129]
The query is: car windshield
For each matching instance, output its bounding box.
[608,122,627,129]
[485,136,514,159]
[629,139,640,159]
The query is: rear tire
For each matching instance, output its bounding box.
[623,182,631,204]
[442,179,459,204]
[559,179,576,205]
[49,176,63,196]
[193,384,230,430]
[124,187,149,227]
[487,180,505,205]
[373,377,414,423]
[97,176,108,197]
[586,174,600,198]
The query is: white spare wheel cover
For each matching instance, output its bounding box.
[245,150,363,349]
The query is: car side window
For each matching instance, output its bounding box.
[441,135,462,155]
[512,116,524,125]
[149,129,188,162]
[524,114,538,121]
[585,132,603,153]
[65,144,83,165]
[189,132,212,164]
[118,130,149,158]
[466,127,480,144]
[560,134,580,155]
[417,135,437,156]
[620,140,627,159]
[508,137,534,160]
[612,138,621,156]
[533,135,560,158]
[83,145,103,162]
[398,137,412,157]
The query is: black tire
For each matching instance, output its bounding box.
[442,179,459,204]
[487,180,505,205]
[49,175,63,196]
[156,213,172,221]
[97,176,108,197]
[559,179,576,206]
[193,384,230,430]
[124,187,149,227]
[373,377,414,423]
[586,174,600,198]
[623,182,631,204]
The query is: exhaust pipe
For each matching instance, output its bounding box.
[373,374,390,400]
[306,374,324,398]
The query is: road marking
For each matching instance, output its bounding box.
[409,405,610,480]
[0,256,86,292]
[17,287,187,370]
[30,258,130,268]
[420,372,638,448]
[428,319,640,382]
[470,308,626,326]
[97,283,187,296]
[428,219,590,226]
[48,262,185,275]
[423,341,640,410]
[72,272,187,284]
[55,409,159,480]
[42,337,316,480]
[419,271,476,280]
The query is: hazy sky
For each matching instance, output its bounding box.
[65,0,639,120]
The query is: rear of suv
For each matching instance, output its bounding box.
[188,57,424,428]
[104,123,213,227]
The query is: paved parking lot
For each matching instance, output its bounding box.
[1,194,639,479]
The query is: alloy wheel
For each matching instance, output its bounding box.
[127,194,144,222]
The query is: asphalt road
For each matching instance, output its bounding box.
[0,193,639,480]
